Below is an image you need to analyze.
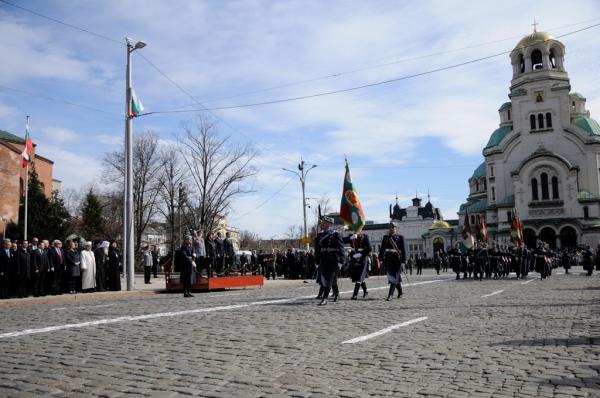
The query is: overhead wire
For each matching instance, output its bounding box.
[235,176,296,217]
[140,21,600,116]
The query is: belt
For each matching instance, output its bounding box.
[385,249,398,253]
[321,248,339,253]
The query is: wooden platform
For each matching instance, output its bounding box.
[165,274,264,292]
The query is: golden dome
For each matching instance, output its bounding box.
[516,31,554,48]
[429,220,451,230]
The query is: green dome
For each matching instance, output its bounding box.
[498,102,512,112]
[569,92,586,100]
[485,125,512,149]
[573,116,600,136]
[471,162,486,178]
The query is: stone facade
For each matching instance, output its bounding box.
[460,29,600,249]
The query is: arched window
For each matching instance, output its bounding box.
[483,179,487,190]
[531,178,539,201]
[549,49,556,68]
[546,112,552,128]
[491,186,495,201]
[471,215,475,225]
[551,176,559,199]
[530,114,536,130]
[507,109,511,120]
[531,50,543,70]
[476,181,479,191]
[538,113,545,129]
[541,173,549,200]
[519,54,525,73]
[571,101,576,111]
[584,206,589,219]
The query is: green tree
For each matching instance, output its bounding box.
[48,190,71,240]
[80,189,105,241]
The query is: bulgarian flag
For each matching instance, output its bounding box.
[510,208,524,244]
[21,116,32,168]
[461,208,474,251]
[130,88,144,117]
[339,158,366,233]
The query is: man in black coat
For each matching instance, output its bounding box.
[16,240,31,298]
[180,236,196,297]
[0,239,13,299]
[94,241,109,292]
[344,232,372,300]
[223,232,235,276]
[215,232,225,275]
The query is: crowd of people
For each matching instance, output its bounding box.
[0,238,123,299]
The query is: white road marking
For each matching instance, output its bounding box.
[51,304,116,311]
[0,279,448,339]
[520,278,536,285]
[481,290,504,298]
[341,317,428,344]
[50,307,67,311]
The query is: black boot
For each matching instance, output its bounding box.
[316,286,324,299]
[320,288,330,305]
[332,284,339,302]
[396,284,402,298]
[386,284,395,301]
[361,282,368,298]
[351,283,360,300]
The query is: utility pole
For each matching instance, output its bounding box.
[283,158,317,251]
[124,37,146,291]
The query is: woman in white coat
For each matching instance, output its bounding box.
[81,241,97,292]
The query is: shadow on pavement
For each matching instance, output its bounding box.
[492,336,600,347]
[539,364,600,389]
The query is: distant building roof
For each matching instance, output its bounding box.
[498,102,512,112]
[429,220,452,230]
[572,116,600,136]
[485,125,513,149]
[569,92,586,100]
[471,162,486,179]
[0,129,25,144]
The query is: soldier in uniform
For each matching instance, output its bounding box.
[473,242,487,281]
[378,222,406,301]
[450,243,462,280]
[533,241,548,280]
[344,231,372,300]
[583,245,593,276]
[314,216,345,306]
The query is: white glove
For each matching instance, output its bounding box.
[353,253,362,259]
[350,234,358,240]
[337,263,343,269]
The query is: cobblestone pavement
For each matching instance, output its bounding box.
[0,269,598,397]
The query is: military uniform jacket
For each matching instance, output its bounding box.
[344,234,372,282]
[315,229,345,267]
[379,234,406,269]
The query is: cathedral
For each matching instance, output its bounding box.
[459,27,600,249]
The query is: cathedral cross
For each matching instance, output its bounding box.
[532,19,538,33]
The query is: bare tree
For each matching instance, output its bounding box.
[310,195,332,236]
[157,147,187,256]
[102,130,164,260]
[238,230,261,250]
[285,224,303,248]
[179,117,256,233]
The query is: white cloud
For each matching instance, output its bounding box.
[42,127,78,143]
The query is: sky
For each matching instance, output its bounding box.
[1,0,599,238]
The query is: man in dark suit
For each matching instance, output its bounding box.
[215,232,225,275]
[0,239,13,299]
[48,240,65,295]
[32,240,50,296]
[223,232,235,276]
[314,216,345,306]
[379,222,407,301]
[16,240,31,298]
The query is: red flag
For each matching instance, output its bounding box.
[478,216,488,242]
[510,208,523,244]
[339,159,366,233]
[462,209,474,249]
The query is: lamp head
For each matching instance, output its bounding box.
[134,41,147,49]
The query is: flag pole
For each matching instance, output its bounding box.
[23,115,29,241]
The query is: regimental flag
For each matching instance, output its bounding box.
[339,159,366,233]
[21,116,32,168]
[510,208,524,244]
[130,88,144,118]
[461,208,474,251]
[478,215,488,243]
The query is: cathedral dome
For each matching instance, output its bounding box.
[429,220,451,230]
[516,31,554,48]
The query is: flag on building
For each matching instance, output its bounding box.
[21,116,32,168]
[339,159,366,233]
[510,208,524,244]
[461,208,474,250]
[478,215,488,242]
[130,88,144,117]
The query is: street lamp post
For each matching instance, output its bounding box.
[124,37,146,291]
[283,158,317,251]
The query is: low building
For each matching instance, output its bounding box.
[0,129,55,238]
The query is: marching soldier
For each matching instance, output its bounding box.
[450,243,462,280]
[314,216,345,305]
[344,231,372,300]
[378,222,406,301]
[533,241,548,280]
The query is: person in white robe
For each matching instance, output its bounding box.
[81,241,97,292]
